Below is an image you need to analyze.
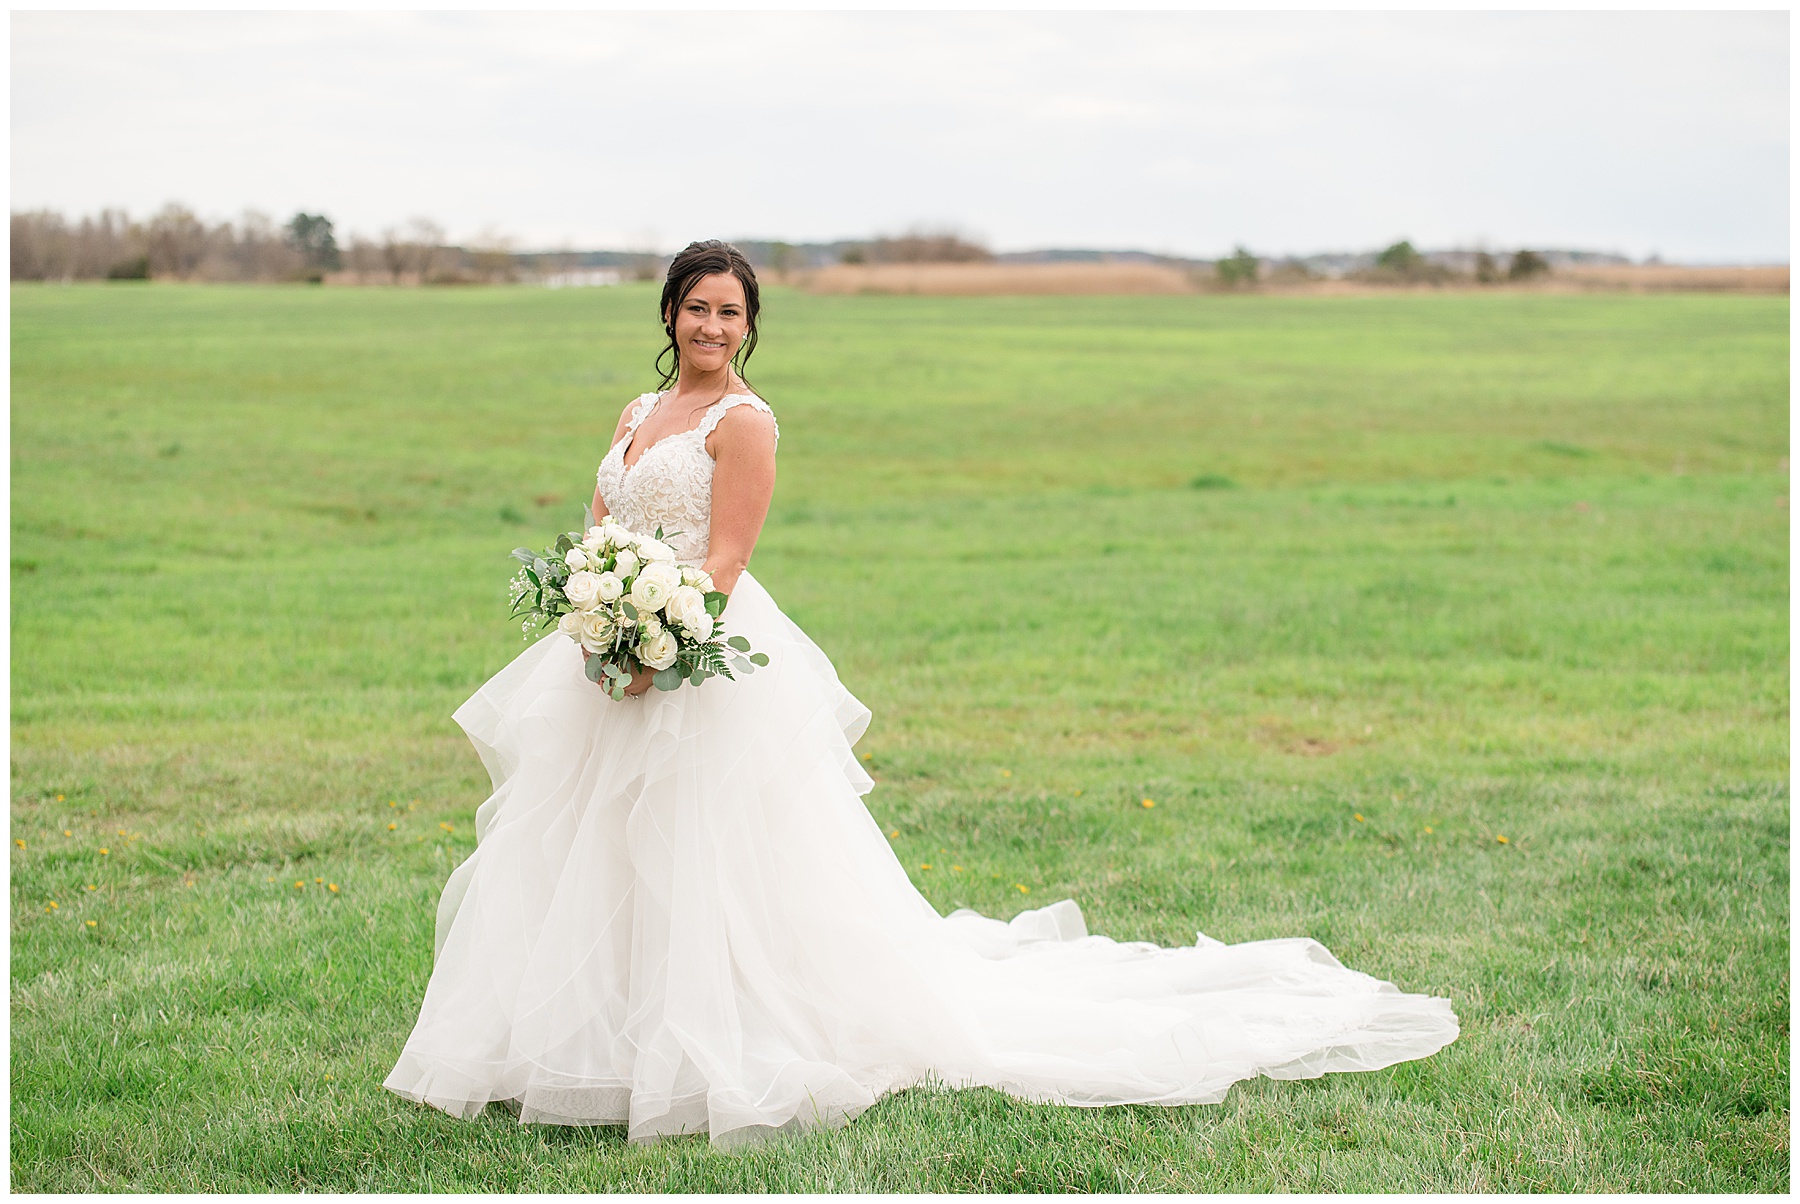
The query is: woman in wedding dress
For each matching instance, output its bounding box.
[384,240,1458,1147]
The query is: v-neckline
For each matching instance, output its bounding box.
[618,391,747,473]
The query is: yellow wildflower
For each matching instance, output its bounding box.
[920,864,932,870]
[1141,799,1155,809]
[1073,789,1082,796]
[440,822,454,832]
[952,865,963,873]
[314,876,323,883]
[62,830,71,837]
[1015,884,1030,894]
[1354,813,1365,822]
[328,883,339,893]
[294,881,304,889]
[56,794,64,801]
[888,830,898,838]
[1496,835,1509,844]
[85,884,96,891]
[14,839,23,849]
[1001,770,1011,777]
[1424,826,1434,834]
[387,823,398,831]
[99,848,109,856]
[85,920,96,928]
[47,901,57,909]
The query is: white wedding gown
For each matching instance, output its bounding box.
[384,392,1458,1147]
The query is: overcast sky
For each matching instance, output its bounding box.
[10,10,1789,262]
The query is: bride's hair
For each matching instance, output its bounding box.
[656,240,760,390]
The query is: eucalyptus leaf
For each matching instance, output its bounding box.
[511,547,536,563]
[622,600,639,621]
[554,533,574,554]
[726,635,751,652]
[748,652,770,666]
[653,667,682,691]
[583,656,608,683]
[704,591,728,616]
[731,657,752,675]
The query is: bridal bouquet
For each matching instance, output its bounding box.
[508,520,767,700]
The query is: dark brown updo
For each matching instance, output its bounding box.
[656,240,761,389]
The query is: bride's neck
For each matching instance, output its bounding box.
[669,362,741,404]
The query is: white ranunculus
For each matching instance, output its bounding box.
[563,546,590,571]
[612,549,640,580]
[595,571,624,603]
[629,561,683,614]
[556,611,582,639]
[664,585,707,631]
[639,628,679,671]
[578,609,616,653]
[640,615,662,639]
[563,570,602,611]
[636,536,677,563]
[681,609,715,643]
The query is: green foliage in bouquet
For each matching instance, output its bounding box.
[507,523,765,701]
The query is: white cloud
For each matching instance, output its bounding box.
[10,10,1788,261]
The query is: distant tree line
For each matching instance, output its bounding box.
[10,205,534,284]
[837,228,993,266]
[1201,240,1555,290]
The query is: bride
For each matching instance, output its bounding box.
[384,240,1458,1147]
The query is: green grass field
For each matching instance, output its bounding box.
[11,283,1788,1191]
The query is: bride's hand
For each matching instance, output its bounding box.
[582,649,657,698]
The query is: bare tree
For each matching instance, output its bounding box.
[145,204,208,279]
[866,227,992,264]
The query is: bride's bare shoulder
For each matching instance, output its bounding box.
[707,395,778,458]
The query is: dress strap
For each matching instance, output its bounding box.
[625,392,661,436]
[697,394,779,449]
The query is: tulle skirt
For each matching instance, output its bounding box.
[383,571,1458,1147]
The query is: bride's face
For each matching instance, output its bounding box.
[668,273,749,377]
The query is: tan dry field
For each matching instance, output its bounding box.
[796,260,1788,297]
[801,261,1193,296]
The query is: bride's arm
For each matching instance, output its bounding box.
[701,405,778,596]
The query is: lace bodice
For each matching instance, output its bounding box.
[594,391,778,565]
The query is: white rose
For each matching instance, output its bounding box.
[640,615,662,639]
[612,549,640,580]
[582,526,606,551]
[595,571,624,603]
[638,628,679,671]
[563,570,602,611]
[664,585,707,631]
[680,566,715,592]
[577,609,615,653]
[636,536,677,563]
[563,546,590,572]
[556,611,583,639]
[629,561,682,613]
